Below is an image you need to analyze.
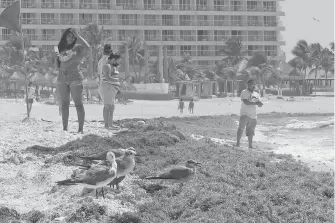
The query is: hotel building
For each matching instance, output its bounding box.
[0,0,285,67]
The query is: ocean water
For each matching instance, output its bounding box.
[255,116,334,172]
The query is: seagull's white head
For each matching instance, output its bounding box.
[106,152,116,163]
[126,147,136,153]
[125,150,137,157]
[185,159,201,168]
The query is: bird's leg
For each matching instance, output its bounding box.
[116,183,120,190]
[95,189,98,199]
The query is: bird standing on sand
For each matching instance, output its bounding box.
[76,150,137,190]
[76,147,136,161]
[145,160,201,185]
[56,152,117,198]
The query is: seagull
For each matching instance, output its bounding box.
[145,159,201,184]
[76,147,136,161]
[56,152,117,198]
[312,17,320,22]
[76,150,137,190]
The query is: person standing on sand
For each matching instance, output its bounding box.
[178,98,184,114]
[188,98,194,114]
[98,51,121,130]
[236,79,263,149]
[26,81,35,116]
[55,28,91,134]
[97,44,113,123]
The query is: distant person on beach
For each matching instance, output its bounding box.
[188,98,194,114]
[55,28,91,134]
[98,51,121,130]
[26,81,35,116]
[236,79,263,149]
[178,98,184,114]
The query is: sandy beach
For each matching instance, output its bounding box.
[0,96,333,222]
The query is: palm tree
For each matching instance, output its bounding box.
[290,40,314,80]
[330,42,334,53]
[310,48,334,91]
[220,38,248,66]
[119,36,144,83]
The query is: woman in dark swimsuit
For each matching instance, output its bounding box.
[55,28,91,134]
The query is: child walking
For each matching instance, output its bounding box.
[178,98,184,114]
[188,98,194,114]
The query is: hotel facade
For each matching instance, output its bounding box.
[0,0,285,67]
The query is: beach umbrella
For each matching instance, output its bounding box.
[9,71,25,83]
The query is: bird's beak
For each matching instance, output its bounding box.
[195,162,202,167]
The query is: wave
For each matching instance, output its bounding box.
[284,119,334,130]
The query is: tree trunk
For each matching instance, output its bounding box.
[314,67,317,96]
[325,70,328,92]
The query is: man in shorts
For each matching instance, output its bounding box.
[236,79,263,149]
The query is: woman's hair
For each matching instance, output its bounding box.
[108,51,121,60]
[57,28,77,53]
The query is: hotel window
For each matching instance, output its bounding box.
[247,16,260,26]
[21,13,36,24]
[23,29,37,41]
[145,30,158,41]
[214,15,229,26]
[196,0,208,10]
[214,0,227,11]
[116,0,136,9]
[162,30,175,41]
[248,45,262,56]
[265,46,277,56]
[22,0,36,8]
[231,30,242,40]
[118,30,139,41]
[264,16,276,26]
[264,31,277,41]
[162,15,174,26]
[180,45,192,56]
[79,0,93,9]
[198,60,210,66]
[99,14,112,25]
[179,0,191,11]
[247,1,258,11]
[180,30,195,41]
[41,13,56,25]
[198,45,210,56]
[197,15,209,26]
[248,31,262,41]
[42,29,56,41]
[41,0,54,8]
[79,14,93,25]
[118,14,138,25]
[214,30,230,41]
[179,15,192,26]
[230,1,242,11]
[60,14,75,25]
[263,1,276,11]
[230,16,242,26]
[98,0,111,9]
[161,0,173,10]
[197,30,209,41]
[60,0,74,9]
[166,46,176,56]
[144,15,157,26]
[1,29,11,41]
[1,0,15,8]
[144,0,156,9]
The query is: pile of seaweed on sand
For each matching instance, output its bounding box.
[0,119,186,223]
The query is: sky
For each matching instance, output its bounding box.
[280,0,334,61]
